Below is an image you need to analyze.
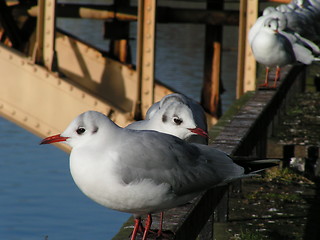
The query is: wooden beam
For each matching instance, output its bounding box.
[137,0,156,117]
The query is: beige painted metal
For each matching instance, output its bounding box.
[236,0,247,98]
[55,31,138,115]
[243,0,258,93]
[237,0,258,97]
[35,0,56,70]
[0,43,133,152]
[137,0,157,117]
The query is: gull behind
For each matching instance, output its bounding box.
[127,93,208,144]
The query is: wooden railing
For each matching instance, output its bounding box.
[112,64,306,240]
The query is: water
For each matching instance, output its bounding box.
[0,117,130,240]
[1,1,239,240]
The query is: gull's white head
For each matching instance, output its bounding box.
[40,111,111,148]
[155,101,207,140]
[263,18,280,33]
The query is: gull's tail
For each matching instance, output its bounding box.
[231,156,280,174]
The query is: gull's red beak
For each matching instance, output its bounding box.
[188,127,208,138]
[40,134,69,145]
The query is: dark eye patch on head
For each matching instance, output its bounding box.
[162,114,168,122]
[92,126,99,133]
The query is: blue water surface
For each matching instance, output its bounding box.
[0,117,130,240]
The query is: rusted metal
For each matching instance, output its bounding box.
[0,0,22,49]
[105,0,131,64]
[25,3,239,25]
[201,0,223,120]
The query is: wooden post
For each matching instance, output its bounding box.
[305,146,319,179]
[136,0,156,118]
[283,144,294,168]
[201,0,223,119]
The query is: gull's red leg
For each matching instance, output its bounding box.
[273,66,281,88]
[142,214,152,240]
[131,217,141,240]
[157,212,164,237]
[259,67,270,87]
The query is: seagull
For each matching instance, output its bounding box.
[250,17,320,88]
[126,93,208,235]
[40,111,252,240]
[127,93,208,144]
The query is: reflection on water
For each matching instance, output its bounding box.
[2,1,239,240]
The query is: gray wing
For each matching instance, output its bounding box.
[126,119,151,130]
[116,130,244,196]
[145,101,160,119]
[281,31,318,64]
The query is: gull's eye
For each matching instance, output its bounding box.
[76,127,86,135]
[173,117,183,125]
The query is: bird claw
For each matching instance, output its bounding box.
[258,83,278,90]
[147,229,175,240]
